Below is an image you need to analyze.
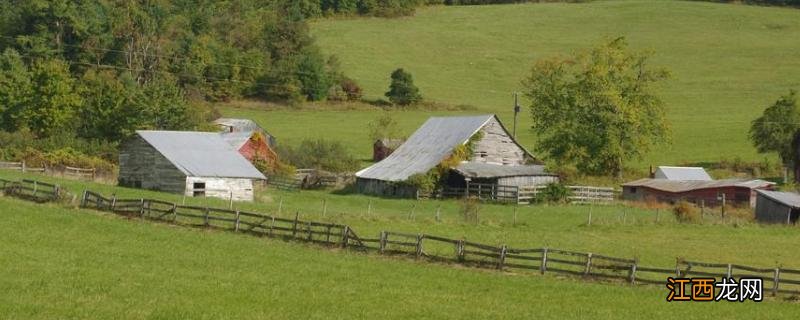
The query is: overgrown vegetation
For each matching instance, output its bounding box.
[749,90,799,180]
[277,139,359,173]
[403,131,482,194]
[535,183,571,203]
[672,201,701,223]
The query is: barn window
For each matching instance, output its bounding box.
[630,187,637,194]
[193,182,206,196]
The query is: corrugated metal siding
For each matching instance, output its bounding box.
[755,194,791,224]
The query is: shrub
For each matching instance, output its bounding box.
[673,201,701,223]
[340,77,363,101]
[406,172,437,195]
[385,68,422,106]
[536,183,571,203]
[459,196,480,224]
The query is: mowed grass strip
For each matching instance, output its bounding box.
[0,196,797,319]
[5,171,800,269]
[267,0,800,167]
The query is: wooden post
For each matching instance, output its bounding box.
[415,234,424,258]
[269,216,276,237]
[700,200,705,220]
[622,210,626,224]
[292,211,299,238]
[628,260,638,285]
[21,161,26,173]
[171,203,178,223]
[675,259,682,277]
[341,226,350,248]
[435,205,441,222]
[229,191,233,210]
[234,210,241,232]
[307,221,313,241]
[409,203,416,220]
[726,264,732,278]
[456,240,465,262]
[721,193,726,219]
[80,190,88,207]
[322,199,327,218]
[587,205,593,226]
[367,199,372,217]
[326,225,332,243]
[204,207,210,226]
[278,197,283,215]
[498,245,507,270]
[773,268,780,296]
[139,198,145,217]
[513,205,518,226]
[540,247,548,274]
[379,231,387,254]
[110,194,117,211]
[584,253,593,276]
[655,209,660,224]
[32,180,38,197]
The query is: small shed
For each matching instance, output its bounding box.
[214,118,276,148]
[755,190,800,224]
[653,166,712,181]
[119,131,266,202]
[373,138,404,162]
[622,178,774,207]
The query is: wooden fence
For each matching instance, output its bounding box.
[0,179,60,202]
[0,161,46,173]
[63,166,96,180]
[265,175,302,191]
[439,183,617,205]
[1,181,797,297]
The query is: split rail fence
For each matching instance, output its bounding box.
[1,161,96,180]
[2,178,798,297]
[74,186,800,296]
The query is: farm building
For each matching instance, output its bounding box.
[448,162,558,188]
[220,130,278,167]
[373,138,404,162]
[355,114,548,198]
[754,190,800,224]
[118,131,266,202]
[214,118,276,148]
[652,166,712,181]
[621,178,775,207]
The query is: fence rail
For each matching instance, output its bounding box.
[0,161,46,173]
[439,183,617,205]
[2,181,798,297]
[1,178,60,202]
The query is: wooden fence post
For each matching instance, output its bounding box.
[456,240,465,262]
[139,198,145,217]
[435,205,441,222]
[341,226,350,248]
[415,234,424,258]
[726,264,732,278]
[675,259,682,277]
[367,200,372,217]
[292,211,299,238]
[655,209,660,224]
[32,180,38,197]
[409,203,417,221]
[234,210,241,232]
[541,247,548,274]
[584,253,593,276]
[498,245,507,270]
[628,260,638,285]
[269,216,276,237]
[307,221,313,241]
[773,268,780,296]
[80,190,88,208]
[204,207,210,227]
[277,197,283,215]
[110,194,117,212]
[171,204,178,223]
[379,231,387,254]
[21,161,26,173]
[513,206,518,226]
[322,199,327,218]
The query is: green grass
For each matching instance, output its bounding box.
[225,0,800,168]
[6,171,800,270]
[2,194,799,319]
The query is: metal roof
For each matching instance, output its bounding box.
[220,131,254,150]
[214,118,261,132]
[356,115,496,181]
[136,131,266,180]
[756,190,800,209]
[454,162,554,179]
[654,166,712,181]
[622,178,774,193]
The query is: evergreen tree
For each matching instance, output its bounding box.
[385,68,422,106]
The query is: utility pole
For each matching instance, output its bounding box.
[513,92,521,138]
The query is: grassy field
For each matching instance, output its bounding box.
[220,0,800,169]
[5,171,800,270]
[2,194,800,318]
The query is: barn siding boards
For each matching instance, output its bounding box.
[185,177,255,202]
[118,135,186,193]
[497,175,559,187]
[472,117,527,165]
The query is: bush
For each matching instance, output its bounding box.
[536,183,571,203]
[385,68,422,106]
[673,201,701,223]
[277,139,359,173]
[405,172,437,195]
[459,196,480,224]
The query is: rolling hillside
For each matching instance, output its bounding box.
[227,0,800,169]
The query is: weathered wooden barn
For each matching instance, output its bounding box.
[118,131,266,202]
[449,162,558,188]
[621,178,775,207]
[355,114,547,198]
[652,166,712,180]
[754,190,800,224]
[373,138,404,162]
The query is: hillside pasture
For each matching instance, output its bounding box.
[233,0,800,168]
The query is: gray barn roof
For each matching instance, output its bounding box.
[214,118,263,133]
[220,131,254,150]
[357,115,502,181]
[455,163,554,179]
[622,178,774,193]
[654,166,712,181]
[137,131,266,180]
[756,190,800,209]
